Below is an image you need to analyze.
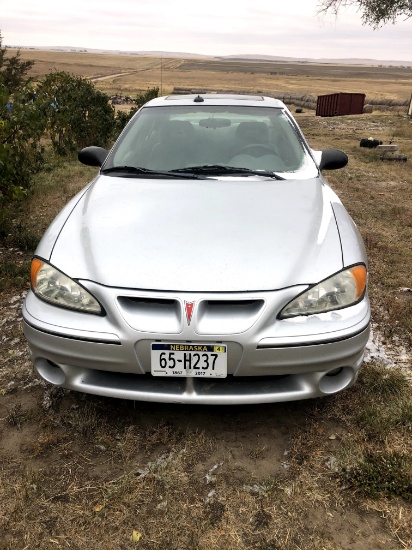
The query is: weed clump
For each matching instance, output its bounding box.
[357,363,409,400]
[342,452,412,501]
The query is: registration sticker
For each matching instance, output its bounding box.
[151,343,227,378]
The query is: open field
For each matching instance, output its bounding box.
[13,48,412,101]
[1,52,412,548]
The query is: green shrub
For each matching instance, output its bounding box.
[36,71,116,155]
[0,81,45,235]
[136,86,159,107]
[114,87,159,136]
[114,106,138,136]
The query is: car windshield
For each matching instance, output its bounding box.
[106,104,317,178]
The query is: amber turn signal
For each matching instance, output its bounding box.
[30,258,44,288]
[351,265,367,298]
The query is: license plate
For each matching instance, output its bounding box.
[151,343,227,378]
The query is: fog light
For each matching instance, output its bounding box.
[326,367,343,377]
[35,359,66,385]
[319,367,354,394]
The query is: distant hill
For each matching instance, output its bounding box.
[221,54,412,67]
[6,45,412,67]
[7,46,213,60]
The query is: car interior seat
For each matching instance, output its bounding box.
[151,120,197,170]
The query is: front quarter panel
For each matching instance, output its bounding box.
[324,185,367,267]
[35,181,94,261]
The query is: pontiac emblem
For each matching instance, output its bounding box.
[184,301,195,325]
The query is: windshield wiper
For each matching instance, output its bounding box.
[171,165,285,179]
[101,166,198,179]
[101,165,285,180]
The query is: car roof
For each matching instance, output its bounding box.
[144,94,286,108]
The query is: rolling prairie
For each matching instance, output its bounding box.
[13,47,412,100]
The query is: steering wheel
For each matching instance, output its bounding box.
[235,144,277,157]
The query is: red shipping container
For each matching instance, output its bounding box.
[316,93,365,117]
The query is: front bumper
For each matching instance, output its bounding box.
[23,284,371,404]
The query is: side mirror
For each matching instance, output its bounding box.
[78,146,108,167]
[319,149,348,171]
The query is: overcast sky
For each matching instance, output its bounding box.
[2,0,412,62]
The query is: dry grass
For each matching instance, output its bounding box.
[0,55,411,549]
[13,48,412,102]
[1,374,410,549]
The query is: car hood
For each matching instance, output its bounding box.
[49,175,342,292]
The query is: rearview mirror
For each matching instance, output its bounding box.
[199,118,231,128]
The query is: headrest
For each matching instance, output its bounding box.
[235,121,269,143]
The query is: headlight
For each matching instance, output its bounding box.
[30,258,102,314]
[279,264,367,319]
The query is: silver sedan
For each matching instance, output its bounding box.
[23,94,370,404]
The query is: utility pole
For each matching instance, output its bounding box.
[160,54,163,96]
